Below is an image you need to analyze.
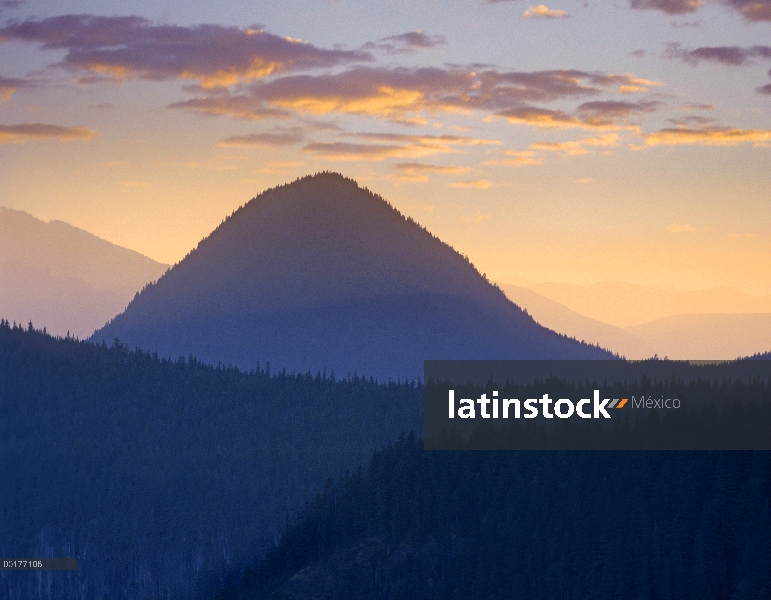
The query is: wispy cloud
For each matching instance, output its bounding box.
[577,100,662,119]
[498,100,659,130]
[722,0,771,22]
[666,42,771,66]
[303,132,499,161]
[363,31,446,54]
[667,115,717,126]
[531,133,620,155]
[449,180,494,189]
[631,0,771,21]
[667,223,694,232]
[219,130,306,147]
[0,123,96,144]
[630,0,704,15]
[498,106,588,128]
[393,162,470,182]
[522,5,569,18]
[0,15,372,87]
[169,95,291,120]
[671,19,702,27]
[302,141,408,160]
[485,150,544,166]
[645,126,771,146]
[0,76,25,102]
[0,1,26,8]
[173,66,659,124]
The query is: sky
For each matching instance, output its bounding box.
[1,0,770,295]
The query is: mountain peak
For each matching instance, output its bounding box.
[94,174,612,378]
[164,171,503,313]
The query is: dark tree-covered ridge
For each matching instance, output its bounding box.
[221,435,771,600]
[0,321,422,600]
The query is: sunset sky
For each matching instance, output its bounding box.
[1,0,770,295]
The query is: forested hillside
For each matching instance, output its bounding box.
[218,435,771,600]
[0,322,422,599]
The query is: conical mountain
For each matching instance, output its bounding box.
[93,173,612,378]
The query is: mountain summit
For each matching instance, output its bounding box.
[93,173,611,378]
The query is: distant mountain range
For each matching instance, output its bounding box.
[627,313,771,360]
[500,284,655,359]
[515,279,771,328]
[501,283,771,360]
[0,208,169,338]
[93,173,612,379]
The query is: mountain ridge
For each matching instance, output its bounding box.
[94,173,613,379]
[0,207,169,338]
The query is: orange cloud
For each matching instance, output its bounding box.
[0,15,371,87]
[522,5,569,18]
[498,107,641,131]
[667,223,694,232]
[497,99,661,130]
[498,106,582,128]
[169,96,290,120]
[645,126,771,146]
[393,162,471,182]
[0,123,96,144]
[302,142,409,161]
[271,86,427,120]
[531,133,620,155]
[175,66,659,125]
[485,150,544,166]
[449,179,494,189]
[576,100,662,122]
[303,133,499,161]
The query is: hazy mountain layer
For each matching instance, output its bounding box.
[502,281,771,359]
[500,284,655,359]
[0,207,169,338]
[626,313,771,360]
[0,260,126,337]
[516,279,771,328]
[94,173,612,378]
